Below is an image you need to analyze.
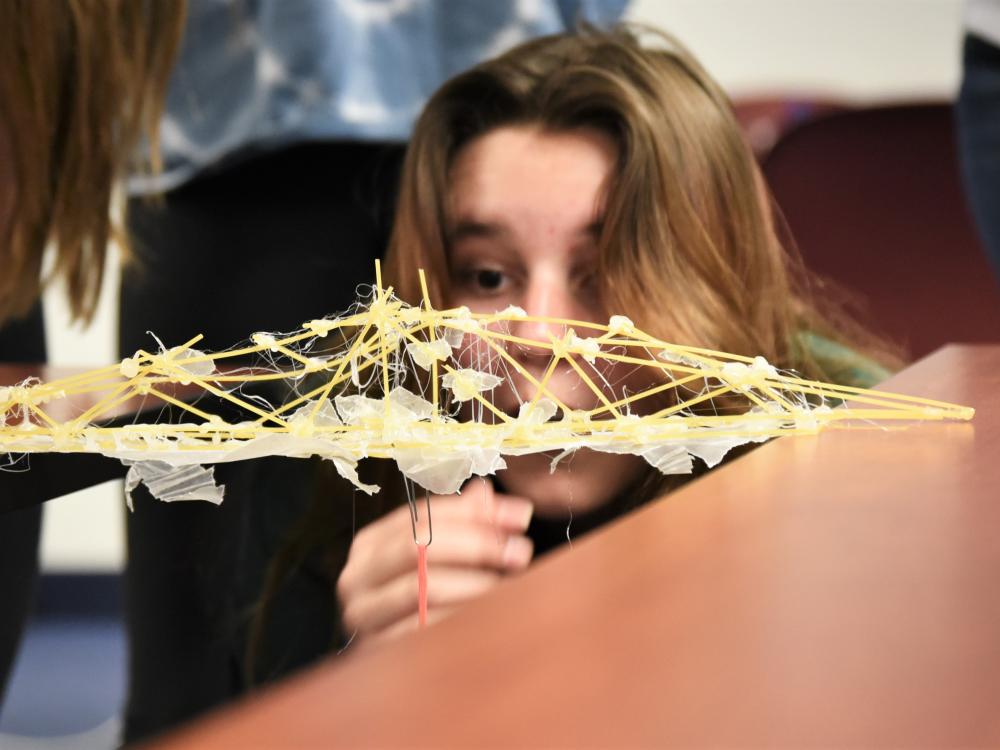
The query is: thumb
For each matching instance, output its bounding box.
[460,477,533,531]
[459,476,496,508]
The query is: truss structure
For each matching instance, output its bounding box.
[0,263,974,504]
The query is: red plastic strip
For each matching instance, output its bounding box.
[417,543,428,628]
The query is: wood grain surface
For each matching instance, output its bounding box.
[140,344,1000,747]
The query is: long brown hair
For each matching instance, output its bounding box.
[0,0,186,326]
[385,24,897,378]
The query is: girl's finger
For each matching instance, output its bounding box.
[343,565,501,637]
[339,494,532,595]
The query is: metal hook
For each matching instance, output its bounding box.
[408,488,433,547]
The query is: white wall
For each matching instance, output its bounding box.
[626,0,963,101]
[38,0,966,572]
[40,247,124,571]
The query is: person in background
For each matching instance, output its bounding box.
[957,0,1000,282]
[0,0,185,707]
[120,1,629,742]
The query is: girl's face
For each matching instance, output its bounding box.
[446,126,647,518]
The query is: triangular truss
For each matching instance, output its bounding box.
[0,263,974,502]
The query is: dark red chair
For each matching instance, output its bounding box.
[732,97,845,160]
[762,103,1000,359]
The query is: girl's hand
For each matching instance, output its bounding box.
[337,479,534,644]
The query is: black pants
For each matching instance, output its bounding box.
[120,141,405,743]
[0,305,46,707]
[957,33,1000,282]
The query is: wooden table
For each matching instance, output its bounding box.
[144,345,1000,745]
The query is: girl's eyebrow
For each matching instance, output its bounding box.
[447,219,508,242]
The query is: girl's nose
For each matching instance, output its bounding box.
[511,275,573,364]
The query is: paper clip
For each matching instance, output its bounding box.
[408,490,433,547]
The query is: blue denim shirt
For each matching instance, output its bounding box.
[131,0,628,194]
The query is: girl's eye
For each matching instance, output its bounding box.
[476,269,505,291]
[578,271,597,291]
[451,263,512,297]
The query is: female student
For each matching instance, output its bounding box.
[266,25,895,649]
[0,0,184,704]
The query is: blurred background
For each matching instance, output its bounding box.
[1,0,979,746]
[36,0,971,578]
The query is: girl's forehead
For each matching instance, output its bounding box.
[451,125,617,180]
[447,126,616,226]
